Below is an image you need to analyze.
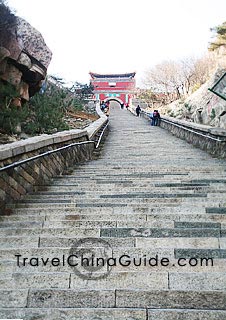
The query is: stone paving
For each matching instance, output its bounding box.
[0,106,226,319]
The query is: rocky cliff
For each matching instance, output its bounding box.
[164,68,226,129]
[0,6,52,107]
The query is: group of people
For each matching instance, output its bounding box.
[136,105,161,126]
[101,101,130,113]
[100,101,110,115]
[100,101,160,126]
[121,102,130,109]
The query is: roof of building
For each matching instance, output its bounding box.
[89,72,136,79]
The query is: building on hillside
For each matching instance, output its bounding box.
[89,72,136,106]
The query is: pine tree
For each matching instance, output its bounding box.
[209,21,226,51]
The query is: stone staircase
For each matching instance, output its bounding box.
[0,106,226,319]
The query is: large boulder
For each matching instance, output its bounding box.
[17,18,52,70]
[0,6,52,106]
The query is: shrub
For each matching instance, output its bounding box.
[0,82,29,134]
[184,103,192,112]
[24,85,69,134]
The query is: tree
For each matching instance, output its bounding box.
[69,82,94,101]
[143,55,216,102]
[144,60,184,100]
[209,21,226,51]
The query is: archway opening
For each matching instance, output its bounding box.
[104,98,123,110]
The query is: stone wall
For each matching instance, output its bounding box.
[130,105,226,158]
[0,104,108,214]
[159,116,226,158]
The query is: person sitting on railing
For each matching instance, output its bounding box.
[151,110,161,126]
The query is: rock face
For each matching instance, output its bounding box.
[164,68,226,129]
[0,12,52,106]
[186,69,226,129]
[17,18,52,69]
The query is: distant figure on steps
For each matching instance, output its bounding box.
[136,105,141,117]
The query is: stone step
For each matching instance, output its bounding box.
[0,289,115,308]
[39,236,220,249]
[5,212,226,225]
[0,221,43,229]
[9,203,76,209]
[147,309,226,320]
[26,189,224,198]
[44,220,117,228]
[44,166,224,171]
[169,272,226,290]
[1,288,226,309]
[0,215,45,222]
[0,212,146,222]
[115,289,226,309]
[7,206,205,215]
[2,256,226,274]
[100,227,223,238]
[147,213,226,223]
[0,227,99,237]
[70,271,169,290]
[40,180,226,186]
[0,308,147,320]
[9,209,226,224]
[174,221,221,229]
[34,188,226,196]
[0,271,169,290]
[42,219,174,228]
[11,207,114,214]
[0,246,195,261]
[14,196,224,205]
[0,272,70,289]
[175,248,226,259]
[23,192,226,202]
[0,236,39,248]
[135,237,220,249]
[0,244,226,269]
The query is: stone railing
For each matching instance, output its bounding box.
[129,105,226,158]
[0,104,108,213]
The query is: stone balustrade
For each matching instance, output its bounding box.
[0,104,108,213]
[130,105,226,158]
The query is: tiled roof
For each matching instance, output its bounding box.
[90,72,136,79]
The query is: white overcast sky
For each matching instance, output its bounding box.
[7,0,226,86]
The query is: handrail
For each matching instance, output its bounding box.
[161,118,226,142]
[141,110,226,143]
[0,140,95,173]
[95,120,109,149]
[0,120,109,173]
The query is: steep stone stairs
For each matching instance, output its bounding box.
[0,106,226,319]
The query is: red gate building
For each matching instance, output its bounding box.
[89,72,136,105]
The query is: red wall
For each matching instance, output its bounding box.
[92,81,135,91]
[90,78,135,104]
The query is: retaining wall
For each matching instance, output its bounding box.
[130,105,226,158]
[0,104,108,213]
